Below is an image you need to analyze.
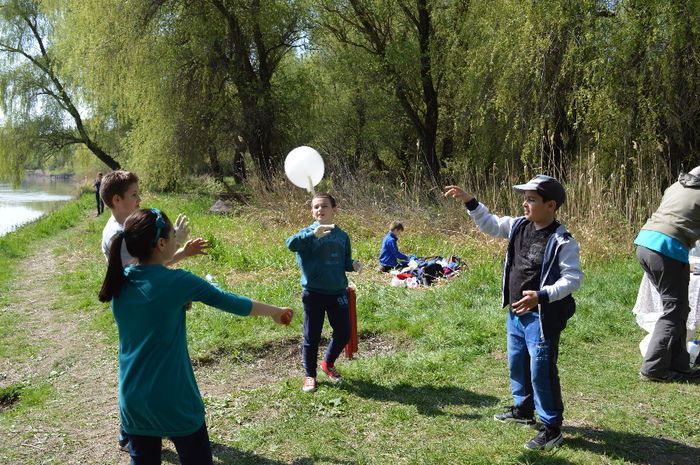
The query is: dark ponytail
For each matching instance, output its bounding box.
[98,208,172,303]
[99,233,127,302]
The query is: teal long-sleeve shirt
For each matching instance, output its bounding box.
[286,222,355,294]
[112,265,252,437]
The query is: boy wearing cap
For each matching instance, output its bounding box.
[445,175,583,451]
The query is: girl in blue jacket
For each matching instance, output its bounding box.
[99,208,292,465]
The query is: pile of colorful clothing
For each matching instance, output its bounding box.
[390,255,462,288]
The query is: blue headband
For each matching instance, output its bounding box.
[151,208,167,245]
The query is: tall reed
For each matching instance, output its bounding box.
[247,145,680,259]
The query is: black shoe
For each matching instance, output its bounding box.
[639,371,670,382]
[640,368,700,383]
[493,406,536,426]
[119,430,129,452]
[525,425,563,451]
[671,368,700,382]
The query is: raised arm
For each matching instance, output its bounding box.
[444,185,514,239]
[444,185,474,202]
[286,228,316,252]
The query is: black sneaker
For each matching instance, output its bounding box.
[639,371,670,383]
[493,406,536,426]
[672,368,700,382]
[118,427,129,452]
[640,368,700,383]
[525,425,563,451]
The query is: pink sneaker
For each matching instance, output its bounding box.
[321,360,343,382]
[302,376,316,392]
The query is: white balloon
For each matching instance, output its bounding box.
[284,146,324,191]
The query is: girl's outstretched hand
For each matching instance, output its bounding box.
[181,238,211,257]
[275,307,294,326]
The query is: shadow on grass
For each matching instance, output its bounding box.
[515,452,575,465]
[337,378,498,418]
[290,459,356,465]
[562,426,700,465]
[160,444,358,464]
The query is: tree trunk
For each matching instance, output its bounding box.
[418,131,440,182]
[84,138,120,171]
[209,146,223,181]
[417,0,440,181]
[339,0,441,183]
[233,150,247,184]
[352,94,366,173]
[241,100,276,187]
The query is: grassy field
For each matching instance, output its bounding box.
[0,191,698,464]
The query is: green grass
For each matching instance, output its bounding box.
[0,192,698,464]
[0,195,92,304]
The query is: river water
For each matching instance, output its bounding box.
[0,175,76,237]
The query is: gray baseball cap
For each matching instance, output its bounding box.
[513,174,566,208]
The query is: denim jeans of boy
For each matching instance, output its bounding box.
[302,289,351,377]
[506,310,563,427]
[126,422,212,465]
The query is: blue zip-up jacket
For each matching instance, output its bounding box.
[466,200,584,339]
[286,222,355,294]
[379,231,408,267]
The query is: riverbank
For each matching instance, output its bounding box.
[0,172,82,237]
[0,193,697,464]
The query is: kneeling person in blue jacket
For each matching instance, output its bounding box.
[445,175,583,451]
[378,221,410,272]
[287,193,362,393]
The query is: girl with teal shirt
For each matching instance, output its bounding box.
[99,208,293,465]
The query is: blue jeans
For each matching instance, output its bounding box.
[126,422,212,465]
[506,311,563,427]
[302,289,351,377]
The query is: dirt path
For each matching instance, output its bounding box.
[0,233,129,464]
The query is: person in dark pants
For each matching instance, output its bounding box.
[286,192,362,392]
[94,172,104,216]
[635,166,700,382]
[99,208,292,465]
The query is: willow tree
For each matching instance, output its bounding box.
[0,0,119,184]
[317,0,463,182]
[580,0,699,176]
[447,0,595,180]
[57,0,307,189]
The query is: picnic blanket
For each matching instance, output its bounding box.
[390,255,462,288]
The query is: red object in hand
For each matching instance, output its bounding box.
[344,287,358,359]
[280,309,293,326]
